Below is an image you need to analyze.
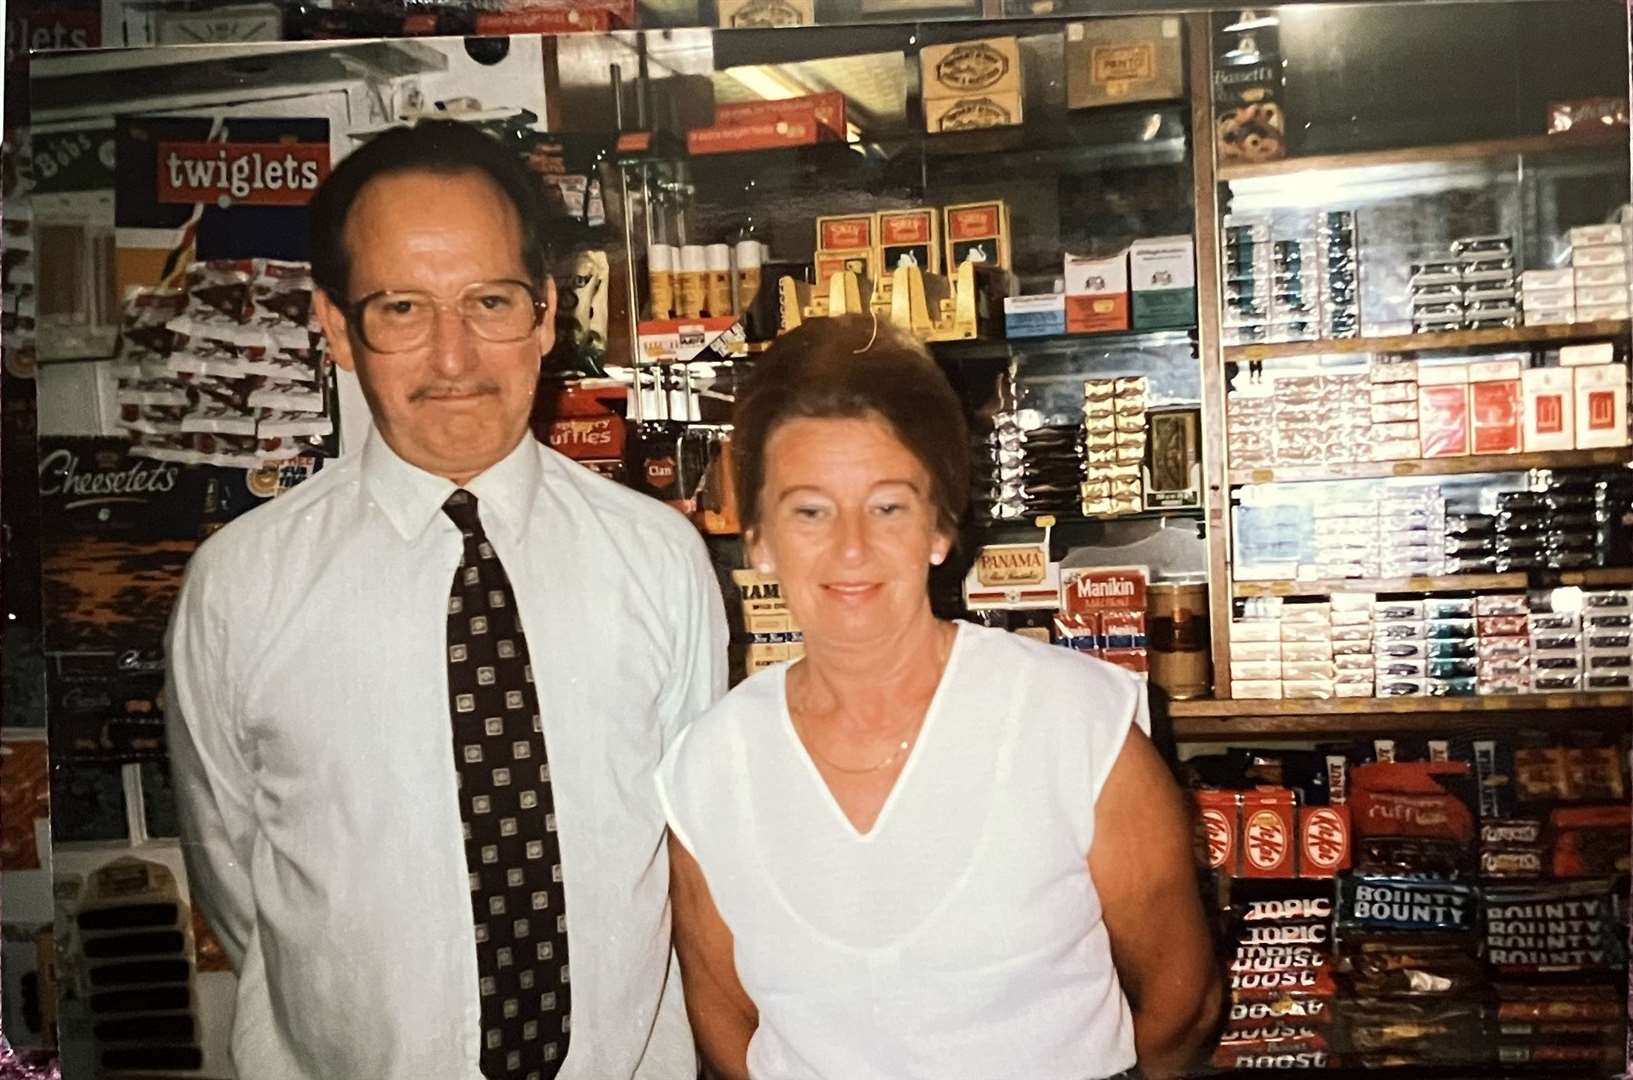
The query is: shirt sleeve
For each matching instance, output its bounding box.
[164,551,257,970]
[1088,666,1149,807]
[657,528,729,751]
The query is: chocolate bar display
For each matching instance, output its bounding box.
[1190,732,1628,1069]
[115,258,335,469]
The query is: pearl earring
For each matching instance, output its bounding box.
[931,551,945,566]
[756,562,773,573]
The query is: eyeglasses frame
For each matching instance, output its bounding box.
[341,278,550,354]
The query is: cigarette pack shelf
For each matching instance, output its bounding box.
[1226,353,1630,472]
[1410,236,1519,334]
[1190,727,1629,1072]
[1521,221,1633,328]
[1222,211,1359,347]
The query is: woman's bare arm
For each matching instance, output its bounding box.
[1088,727,1223,1078]
[668,832,758,1080]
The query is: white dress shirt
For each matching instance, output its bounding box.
[166,428,729,1080]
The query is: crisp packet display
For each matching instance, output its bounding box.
[116,259,333,468]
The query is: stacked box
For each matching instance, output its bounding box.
[1224,380,1274,470]
[1377,487,1446,578]
[1566,223,1631,322]
[1373,598,1427,697]
[1312,494,1380,580]
[1229,599,1283,698]
[1410,237,1518,333]
[1281,603,1335,699]
[1475,593,1530,694]
[1418,363,1471,457]
[1057,565,1150,678]
[1320,211,1360,339]
[1496,487,1593,573]
[979,411,1082,521]
[1222,211,1360,345]
[1368,357,1421,460]
[1527,601,1582,694]
[1444,509,1497,576]
[731,569,806,673]
[1330,593,1376,697]
[1424,597,1478,697]
[1221,219,1271,346]
[1519,267,1575,328]
[1081,377,1147,516]
[1468,359,1523,454]
[1582,589,1633,692]
[1572,361,1631,449]
[1266,371,1370,467]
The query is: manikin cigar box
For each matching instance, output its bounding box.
[1573,363,1630,448]
[716,0,815,28]
[1065,16,1184,109]
[1522,367,1576,451]
[944,200,1012,271]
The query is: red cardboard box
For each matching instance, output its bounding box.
[687,115,837,155]
[1298,805,1352,878]
[1470,379,1522,454]
[714,92,847,140]
[1240,789,1297,878]
[1195,789,1240,874]
[1418,384,1471,457]
[538,380,627,462]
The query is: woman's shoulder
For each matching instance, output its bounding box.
[667,662,787,776]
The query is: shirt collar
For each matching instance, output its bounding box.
[362,426,541,545]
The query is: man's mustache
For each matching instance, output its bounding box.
[411,382,501,402]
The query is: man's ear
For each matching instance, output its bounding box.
[313,290,357,372]
[533,276,558,358]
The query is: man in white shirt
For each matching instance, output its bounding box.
[165,120,728,1080]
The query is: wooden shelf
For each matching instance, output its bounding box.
[1217,127,1627,182]
[1223,319,1629,362]
[1234,573,1524,597]
[1228,448,1631,485]
[1233,568,1633,597]
[1168,692,1631,740]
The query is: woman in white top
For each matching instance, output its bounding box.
[657,315,1219,1079]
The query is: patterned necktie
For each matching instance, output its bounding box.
[443,489,570,1079]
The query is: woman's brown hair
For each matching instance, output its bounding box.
[732,314,970,535]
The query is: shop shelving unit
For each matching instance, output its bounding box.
[1187,17,1633,714]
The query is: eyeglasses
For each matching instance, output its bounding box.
[345,279,546,354]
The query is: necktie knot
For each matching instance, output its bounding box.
[442,489,484,536]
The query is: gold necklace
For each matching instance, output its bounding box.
[797,722,919,775]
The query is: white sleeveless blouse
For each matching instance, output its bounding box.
[656,622,1147,1080]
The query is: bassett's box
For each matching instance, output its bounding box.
[1128,236,1196,329]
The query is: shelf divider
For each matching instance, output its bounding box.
[1227,448,1632,486]
[1223,319,1629,363]
[1217,127,1626,183]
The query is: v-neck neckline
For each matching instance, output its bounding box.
[777,621,968,842]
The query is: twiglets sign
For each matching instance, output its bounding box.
[157,142,330,206]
